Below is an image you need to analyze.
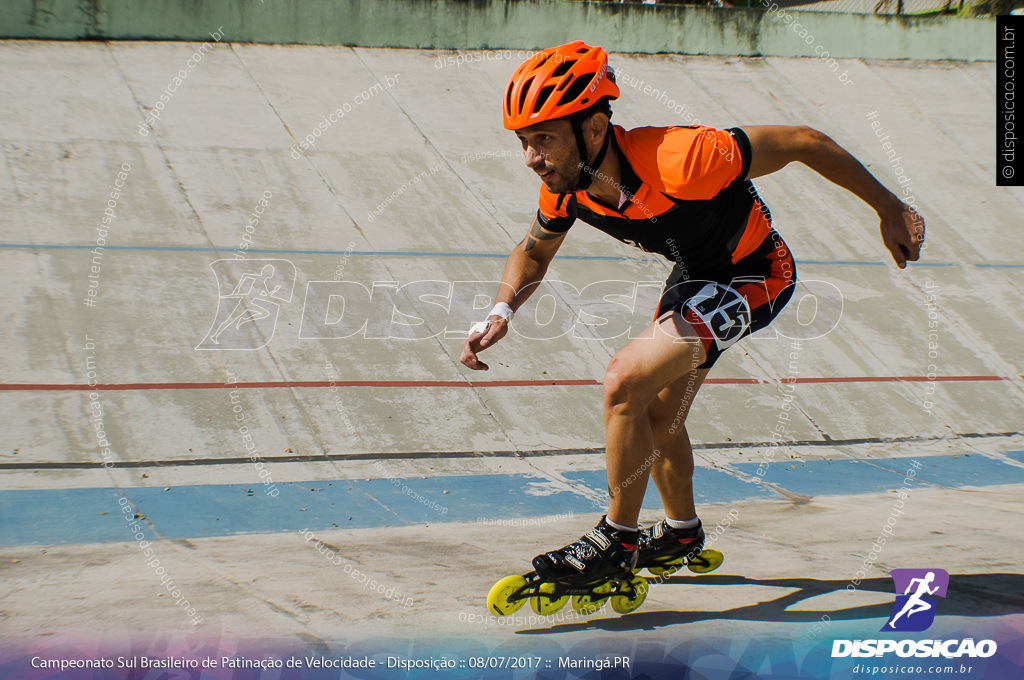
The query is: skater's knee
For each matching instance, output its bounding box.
[603,360,651,416]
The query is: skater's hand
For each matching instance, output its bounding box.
[460,316,509,371]
[879,201,925,269]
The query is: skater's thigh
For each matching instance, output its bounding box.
[606,311,708,398]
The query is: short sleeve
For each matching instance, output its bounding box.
[726,127,752,181]
[656,126,747,200]
[537,186,576,233]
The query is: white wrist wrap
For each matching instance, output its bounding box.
[468,303,514,336]
[489,302,514,321]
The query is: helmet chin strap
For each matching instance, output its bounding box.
[570,117,611,192]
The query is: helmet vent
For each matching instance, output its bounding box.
[534,85,556,113]
[551,59,575,79]
[518,76,535,115]
[504,82,514,118]
[557,73,593,106]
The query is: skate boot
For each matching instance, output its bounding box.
[532,515,638,582]
[486,516,650,617]
[637,519,724,576]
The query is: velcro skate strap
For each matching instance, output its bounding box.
[583,528,611,551]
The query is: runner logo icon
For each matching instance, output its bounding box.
[196,259,296,350]
[881,568,949,632]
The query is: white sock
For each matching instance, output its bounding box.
[666,516,700,530]
[606,518,638,533]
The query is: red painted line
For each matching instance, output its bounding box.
[0,375,1012,392]
[781,375,1007,384]
[0,379,601,391]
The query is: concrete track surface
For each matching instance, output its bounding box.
[0,40,1022,679]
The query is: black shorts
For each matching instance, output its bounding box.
[655,230,797,369]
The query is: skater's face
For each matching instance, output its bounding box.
[516,120,582,194]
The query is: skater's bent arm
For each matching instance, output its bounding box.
[459,217,566,370]
[496,216,567,310]
[743,125,893,208]
[741,124,925,269]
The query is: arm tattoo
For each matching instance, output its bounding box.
[524,221,561,252]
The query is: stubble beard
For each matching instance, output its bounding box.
[543,146,584,194]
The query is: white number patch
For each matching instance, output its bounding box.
[684,283,751,350]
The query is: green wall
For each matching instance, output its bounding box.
[2,0,995,61]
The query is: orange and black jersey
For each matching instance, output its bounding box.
[537,124,774,277]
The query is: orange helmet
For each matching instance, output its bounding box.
[503,41,619,131]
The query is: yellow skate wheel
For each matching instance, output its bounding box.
[530,582,568,615]
[487,575,528,616]
[610,575,649,614]
[571,582,611,615]
[687,549,724,574]
[647,557,683,576]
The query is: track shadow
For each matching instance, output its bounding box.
[516,572,1024,634]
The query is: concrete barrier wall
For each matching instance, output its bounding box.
[3,0,995,61]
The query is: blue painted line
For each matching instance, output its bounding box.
[875,261,959,268]
[0,474,594,546]
[867,453,1024,488]
[0,487,125,546]
[2,453,1022,546]
[797,260,957,268]
[1,242,1017,267]
[563,467,775,509]
[732,453,1024,496]
[1006,451,1024,465]
[730,458,917,496]
[0,243,625,261]
[798,260,887,267]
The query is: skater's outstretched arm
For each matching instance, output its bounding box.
[459,216,566,371]
[741,124,925,269]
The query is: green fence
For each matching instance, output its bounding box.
[1,0,996,61]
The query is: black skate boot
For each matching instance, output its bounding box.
[637,519,716,576]
[486,517,652,618]
[532,515,639,583]
[486,516,647,616]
